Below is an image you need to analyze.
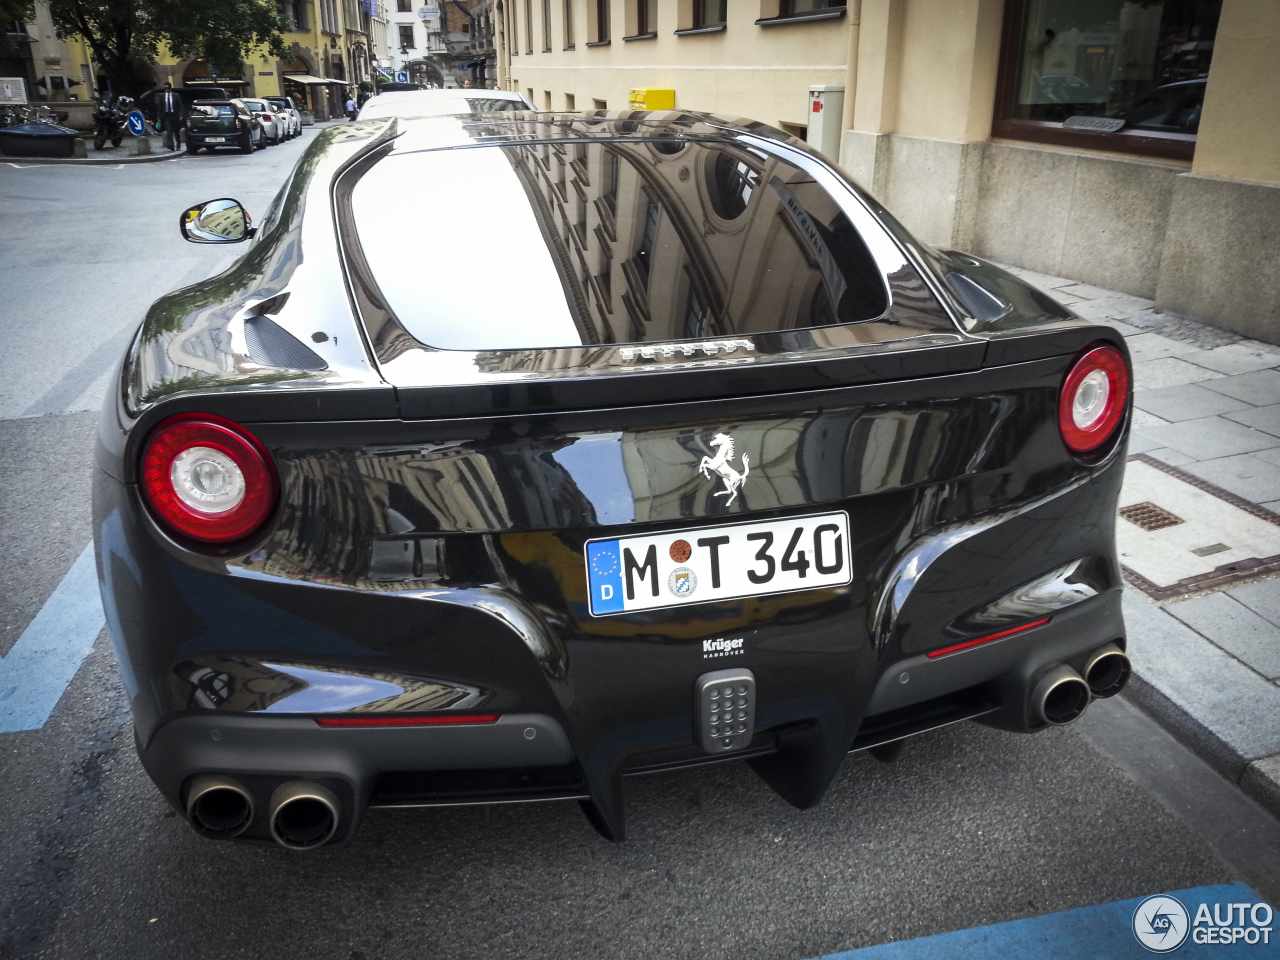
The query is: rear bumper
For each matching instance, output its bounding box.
[95,383,1130,843]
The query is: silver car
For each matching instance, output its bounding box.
[241,98,282,146]
[264,95,302,139]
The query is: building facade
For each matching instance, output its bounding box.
[493,0,1280,345]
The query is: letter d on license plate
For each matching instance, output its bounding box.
[585,511,851,616]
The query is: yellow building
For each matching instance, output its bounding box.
[495,0,1280,346]
[4,0,394,122]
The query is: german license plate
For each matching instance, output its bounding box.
[206,137,225,143]
[585,511,851,616]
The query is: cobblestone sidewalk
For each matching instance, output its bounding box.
[1002,263,1280,819]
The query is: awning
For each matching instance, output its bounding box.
[458,58,485,69]
[187,78,248,85]
[281,74,347,85]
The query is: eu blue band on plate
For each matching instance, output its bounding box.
[586,540,624,614]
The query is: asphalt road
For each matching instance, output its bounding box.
[1,128,1277,960]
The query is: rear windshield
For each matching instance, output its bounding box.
[351,140,890,351]
[361,97,527,119]
[247,103,266,112]
[193,104,234,117]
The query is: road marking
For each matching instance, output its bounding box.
[811,883,1271,958]
[0,542,105,734]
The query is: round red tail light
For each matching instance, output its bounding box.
[1059,343,1129,455]
[140,414,278,543]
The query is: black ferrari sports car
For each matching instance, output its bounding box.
[95,111,1132,850]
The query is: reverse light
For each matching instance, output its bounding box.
[1059,343,1129,455]
[315,714,500,727]
[140,413,278,543]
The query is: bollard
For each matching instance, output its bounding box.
[132,136,152,156]
[72,137,88,159]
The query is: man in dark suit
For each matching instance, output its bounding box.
[157,81,184,151]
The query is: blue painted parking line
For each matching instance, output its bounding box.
[814,883,1274,959]
[0,542,105,733]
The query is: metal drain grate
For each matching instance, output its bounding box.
[1119,501,1184,531]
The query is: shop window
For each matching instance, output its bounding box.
[994,0,1220,162]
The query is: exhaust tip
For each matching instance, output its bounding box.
[1084,643,1131,699]
[186,775,254,839]
[269,781,339,850]
[1032,664,1091,726]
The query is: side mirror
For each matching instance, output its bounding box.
[180,198,254,244]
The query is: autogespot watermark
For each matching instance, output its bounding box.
[1132,894,1274,952]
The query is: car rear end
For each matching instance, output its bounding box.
[186,101,248,151]
[95,116,1132,849]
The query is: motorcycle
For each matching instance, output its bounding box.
[92,94,133,150]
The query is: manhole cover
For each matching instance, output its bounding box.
[1119,501,1183,531]
[1119,455,1280,600]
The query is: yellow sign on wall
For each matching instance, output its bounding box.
[629,88,675,110]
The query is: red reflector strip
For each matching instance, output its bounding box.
[315,714,500,728]
[926,617,1052,659]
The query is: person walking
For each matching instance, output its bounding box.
[345,93,357,121]
[157,81,185,151]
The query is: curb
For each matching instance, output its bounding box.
[1,145,184,165]
[1126,671,1280,820]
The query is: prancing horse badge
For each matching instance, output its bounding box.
[698,433,750,506]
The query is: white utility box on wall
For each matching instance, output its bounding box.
[807,84,845,160]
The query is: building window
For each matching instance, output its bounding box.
[280,0,309,30]
[398,23,414,48]
[635,0,655,36]
[693,0,725,28]
[564,0,575,45]
[994,0,1219,162]
[589,0,610,43]
[707,152,760,220]
[683,287,707,339]
[635,197,660,280]
[396,0,410,10]
[777,0,843,14]
[525,0,533,52]
[542,0,552,49]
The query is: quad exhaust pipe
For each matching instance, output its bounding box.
[269,780,339,850]
[1083,642,1131,699]
[1028,643,1131,728]
[186,774,254,839]
[1030,664,1092,726]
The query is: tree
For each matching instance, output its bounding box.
[46,0,288,97]
[0,0,35,53]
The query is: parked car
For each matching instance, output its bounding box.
[185,99,261,154]
[241,97,281,145]
[96,112,1133,851]
[1112,79,1205,135]
[357,88,535,120]
[263,95,302,139]
[138,85,229,124]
